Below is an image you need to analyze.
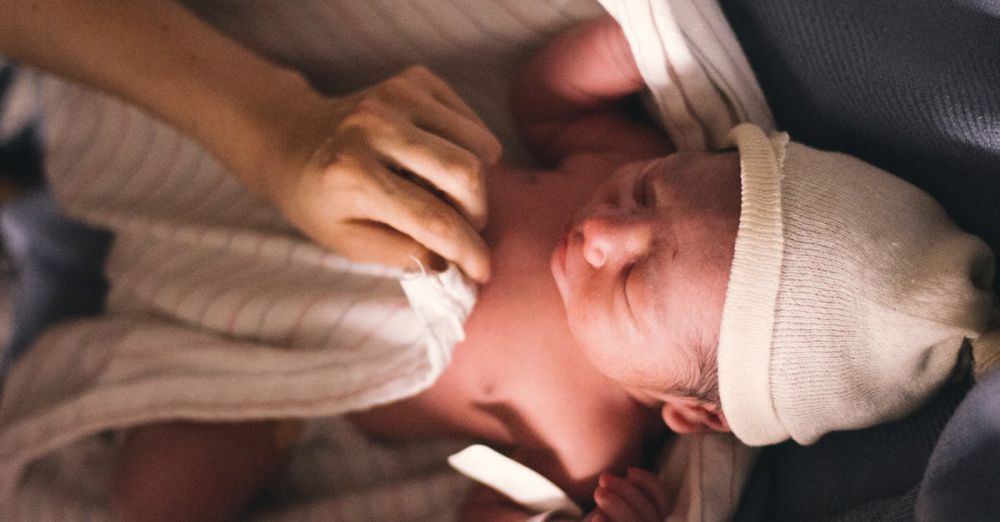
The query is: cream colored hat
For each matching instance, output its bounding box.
[718,123,997,446]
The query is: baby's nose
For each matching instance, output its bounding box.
[579,213,653,269]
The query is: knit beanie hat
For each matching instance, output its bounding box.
[718,123,997,446]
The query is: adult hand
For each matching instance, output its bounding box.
[267,66,502,282]
[2,2,499,281]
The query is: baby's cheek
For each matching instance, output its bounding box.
[572,323,621,369]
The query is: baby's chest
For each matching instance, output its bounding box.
[461,350,654,499]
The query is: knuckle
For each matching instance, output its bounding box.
[320,160,359,189]
[381,76,409,97]
[340,111,370,133]
[486,137,503,163]
[323,154,376,190]
[445,150,482,192]
[397,129,425,151]
[425,211,451,238]
[403,64,433,81]
[349,96,387,124]
[357,97,383,116]
[341,102,396,141]
[422,208,456,240]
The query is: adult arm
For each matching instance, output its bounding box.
[0,0,501,281]
[512,14,672,166]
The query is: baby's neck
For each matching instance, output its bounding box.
[457,155,627,390]
[348,155,654,445]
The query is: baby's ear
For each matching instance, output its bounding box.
[660,397,730,434]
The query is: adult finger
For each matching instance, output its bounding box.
[601,474,660,522]
[594,486,642,522]
[371,122,488,230]
[330,221,444,273]
[400,66,487,127]
[363,162,491,282]
[391,86,501,166]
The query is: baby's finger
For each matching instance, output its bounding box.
[367,165,491,282]
[582,510,608,522]
[600,473,660,522]
[626,468,672,516]
[594,485,643,522]
[371,122,488,230]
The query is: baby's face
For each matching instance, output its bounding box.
[551,151,741,397]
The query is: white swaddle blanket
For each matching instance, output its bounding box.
[1,0,775,519]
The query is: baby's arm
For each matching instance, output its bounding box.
[512,15,672,165]
[111,420,300,521]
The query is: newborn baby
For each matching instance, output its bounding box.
[111,14,997,521]
[112,16,680,520]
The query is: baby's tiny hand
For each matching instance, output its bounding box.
[584,467,672,522]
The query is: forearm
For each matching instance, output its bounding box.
[0,0,320,196]
[512,15,644,158]
[512,16,642,122]
[512,14,668,163]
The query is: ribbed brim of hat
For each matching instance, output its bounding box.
[717,123,790,446]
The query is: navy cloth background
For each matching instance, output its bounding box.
[0,63,111,384]
[0,190,110,381]
[720,0,1000,519]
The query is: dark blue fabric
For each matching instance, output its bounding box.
[719,0,1000,519]
[721,0,1000,292]
[0,63,43,189]
[0,63,111,388]
[0,190,111,383]
[917,368,1000,521]
[732,377,970,521]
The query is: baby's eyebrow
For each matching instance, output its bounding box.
[625,262,657,338]
[632,172,649,205]
[622,268,641,333]
[641,254,675,332]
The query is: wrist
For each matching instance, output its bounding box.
[215,65,327,201]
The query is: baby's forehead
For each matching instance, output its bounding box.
[615,156,674,181]
[615,150,735,189]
